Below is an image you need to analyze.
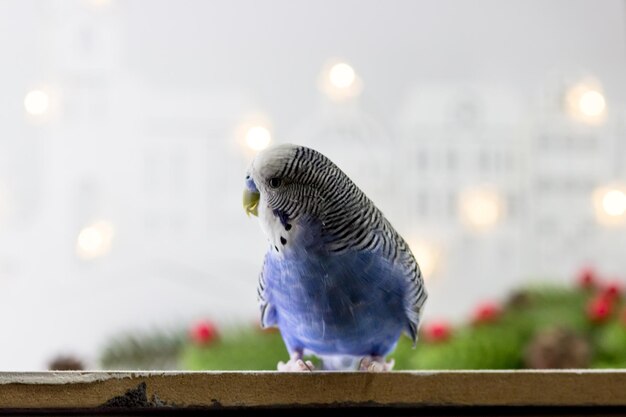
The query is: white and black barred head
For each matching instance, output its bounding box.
[246,143,392,254]
[247,144,350,221]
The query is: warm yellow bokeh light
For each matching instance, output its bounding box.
[592,185,626,226]
[409,240,442,279]
[579,90,606,117]
[329,63,356,89]
[565,80,607,123]
[460,188,503,231]
[76,220,115,260]
[24,90,49,116]
[245,126,271,151]
[601,189,626,217]
[319,60,362,101]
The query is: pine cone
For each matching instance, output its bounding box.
[524,327,591,369]
[505,290,533,310]
[48,355,85,371]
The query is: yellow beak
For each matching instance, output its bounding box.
[243,189,260,217]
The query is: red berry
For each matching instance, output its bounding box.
[577,267,597,289]
[587,296,613,322]
[602,281,622,300]
[472,302,501,324]
[423,321,452,342]
[190,320,219,345]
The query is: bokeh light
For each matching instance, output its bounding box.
[579,90,606,117]
[459,187,504,232]
[565,80,607,124]
[319,60,363,101]
[602,190,626,217]
[245,126,272,151]
[329,63,356,89]
[76,220,115,260]
[24,89,50,116]
[593,185,626,225]
[408,240,442,279]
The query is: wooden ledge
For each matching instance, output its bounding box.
[1,370,626,412]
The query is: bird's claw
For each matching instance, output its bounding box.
[359,356,395,372]
[277,353,315,372]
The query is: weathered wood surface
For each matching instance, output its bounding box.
[0,370,625,413]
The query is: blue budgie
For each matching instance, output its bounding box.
[243,144,427,371]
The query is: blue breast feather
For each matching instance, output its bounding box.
[260,221,412,357]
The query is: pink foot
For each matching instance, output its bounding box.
[277,352,315,372]
[359,356,395,372]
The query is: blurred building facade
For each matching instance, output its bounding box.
[395,76,626,306]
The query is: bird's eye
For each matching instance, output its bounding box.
[268,178,282,188]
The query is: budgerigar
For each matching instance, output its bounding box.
[243,144,427,371]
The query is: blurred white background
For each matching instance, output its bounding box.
[1,0,626,369]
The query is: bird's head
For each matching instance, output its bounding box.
[243,144,350,218]
[243,144,304,218]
